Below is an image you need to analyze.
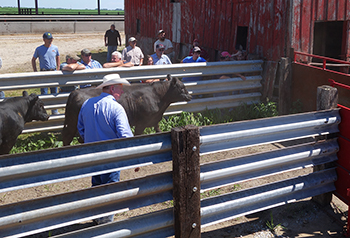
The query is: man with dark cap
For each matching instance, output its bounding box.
[181,46,206,82]
[80,48,102,88]
[60,54,86,92]
[31,32,60,114]
[104,24,121,62]
[151,44,172,65]
[154,29,174,62]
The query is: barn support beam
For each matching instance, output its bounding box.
[172,125,201,238]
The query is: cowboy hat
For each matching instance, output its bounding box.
[96,74,130,89]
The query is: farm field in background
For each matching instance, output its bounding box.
[0,6,124,15]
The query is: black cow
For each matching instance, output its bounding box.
[62,75,192,146]
[0,91,49,155]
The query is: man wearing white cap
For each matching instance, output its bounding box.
[77,74,133,224]
[121,37,144,66]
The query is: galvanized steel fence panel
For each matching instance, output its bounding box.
[0,109,340,237]
[0,61,263,133]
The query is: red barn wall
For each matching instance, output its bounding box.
[125,0,350,62]
[125,0,290,62]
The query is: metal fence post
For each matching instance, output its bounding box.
[171,125,201,238]
[313,85,338,206]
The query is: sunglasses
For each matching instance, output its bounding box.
[157,48,165,51]
[83,53,92,57]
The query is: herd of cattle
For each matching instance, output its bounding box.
[0,75,192,154]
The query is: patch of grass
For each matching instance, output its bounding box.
[201,188,222,199]
[266,212,285,232]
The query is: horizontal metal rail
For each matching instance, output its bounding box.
[1,110,339,194]
[0,141,338,237]
[51,169,336,238]
[201,169,336,227]
[200,139,338,192]
[0,61,263,89]
[0,172,174,238]
[200,109,340,154]
[0,133,172,193]
[15,61,262,133]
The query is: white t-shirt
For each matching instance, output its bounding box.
[154,39,173,52]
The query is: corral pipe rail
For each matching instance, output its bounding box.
[328,79,350,236]
[294,51,350,77]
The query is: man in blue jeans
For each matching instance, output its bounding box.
[104,24,121,62]
[77,74,133,224]
[31,32,60,114]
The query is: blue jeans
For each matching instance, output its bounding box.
[92,171,120,187]
[41,87,59,114]
[107,45,118,62]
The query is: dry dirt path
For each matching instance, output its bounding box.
[0,32,125,74]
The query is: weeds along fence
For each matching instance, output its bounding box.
[0,108,340,237]
[0,60,263,134]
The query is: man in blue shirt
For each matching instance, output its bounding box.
[78,73,133,224]
[151,44,172,65]
[181,46,206,82]
[80,48,103,88]
[32,32,60,114]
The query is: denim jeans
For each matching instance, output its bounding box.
[107,45,117,62]
[41,87,59,114]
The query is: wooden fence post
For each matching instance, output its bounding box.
[313,85,338,206]
[171,125,201,238]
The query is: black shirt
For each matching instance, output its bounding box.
[105,29,121,46]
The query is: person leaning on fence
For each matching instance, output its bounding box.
[103,51,134,68]
[77,74,133,225]
[151,44,172,65]
[181,46,206,82]
[80,48,102,88]
[104,24,121,63]
[60,54,86,92]
[31,32,60,114]
[141,55,161,83]
[121,37,144,66]
[189,39,210,61]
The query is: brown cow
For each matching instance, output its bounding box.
[62,74,192,145]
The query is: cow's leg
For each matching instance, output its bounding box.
[134,126,146,136]
[62,123,78,146]
[154,124,162,133]
[0,138,17,155]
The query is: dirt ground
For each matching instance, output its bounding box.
[0,33,348,237]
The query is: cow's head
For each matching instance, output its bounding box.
[166,74,192,103]
[23,91,50,122]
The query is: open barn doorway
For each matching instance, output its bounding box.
[313,21,344,60]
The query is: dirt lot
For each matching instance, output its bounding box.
[0,33,348,237]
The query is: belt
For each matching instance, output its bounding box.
[40,68,55,71]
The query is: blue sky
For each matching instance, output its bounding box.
[0,0,124,10]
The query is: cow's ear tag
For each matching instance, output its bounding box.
[17,112,23,118]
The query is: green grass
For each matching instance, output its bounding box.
[11,101,278,153]
[0,7,124,15]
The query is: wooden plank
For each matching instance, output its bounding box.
[327,0,337,20]
[337,0,346,20]
[292,0,301,51]
[278,57,292,115]
[300,0,312,54]
[172,125,201,238]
